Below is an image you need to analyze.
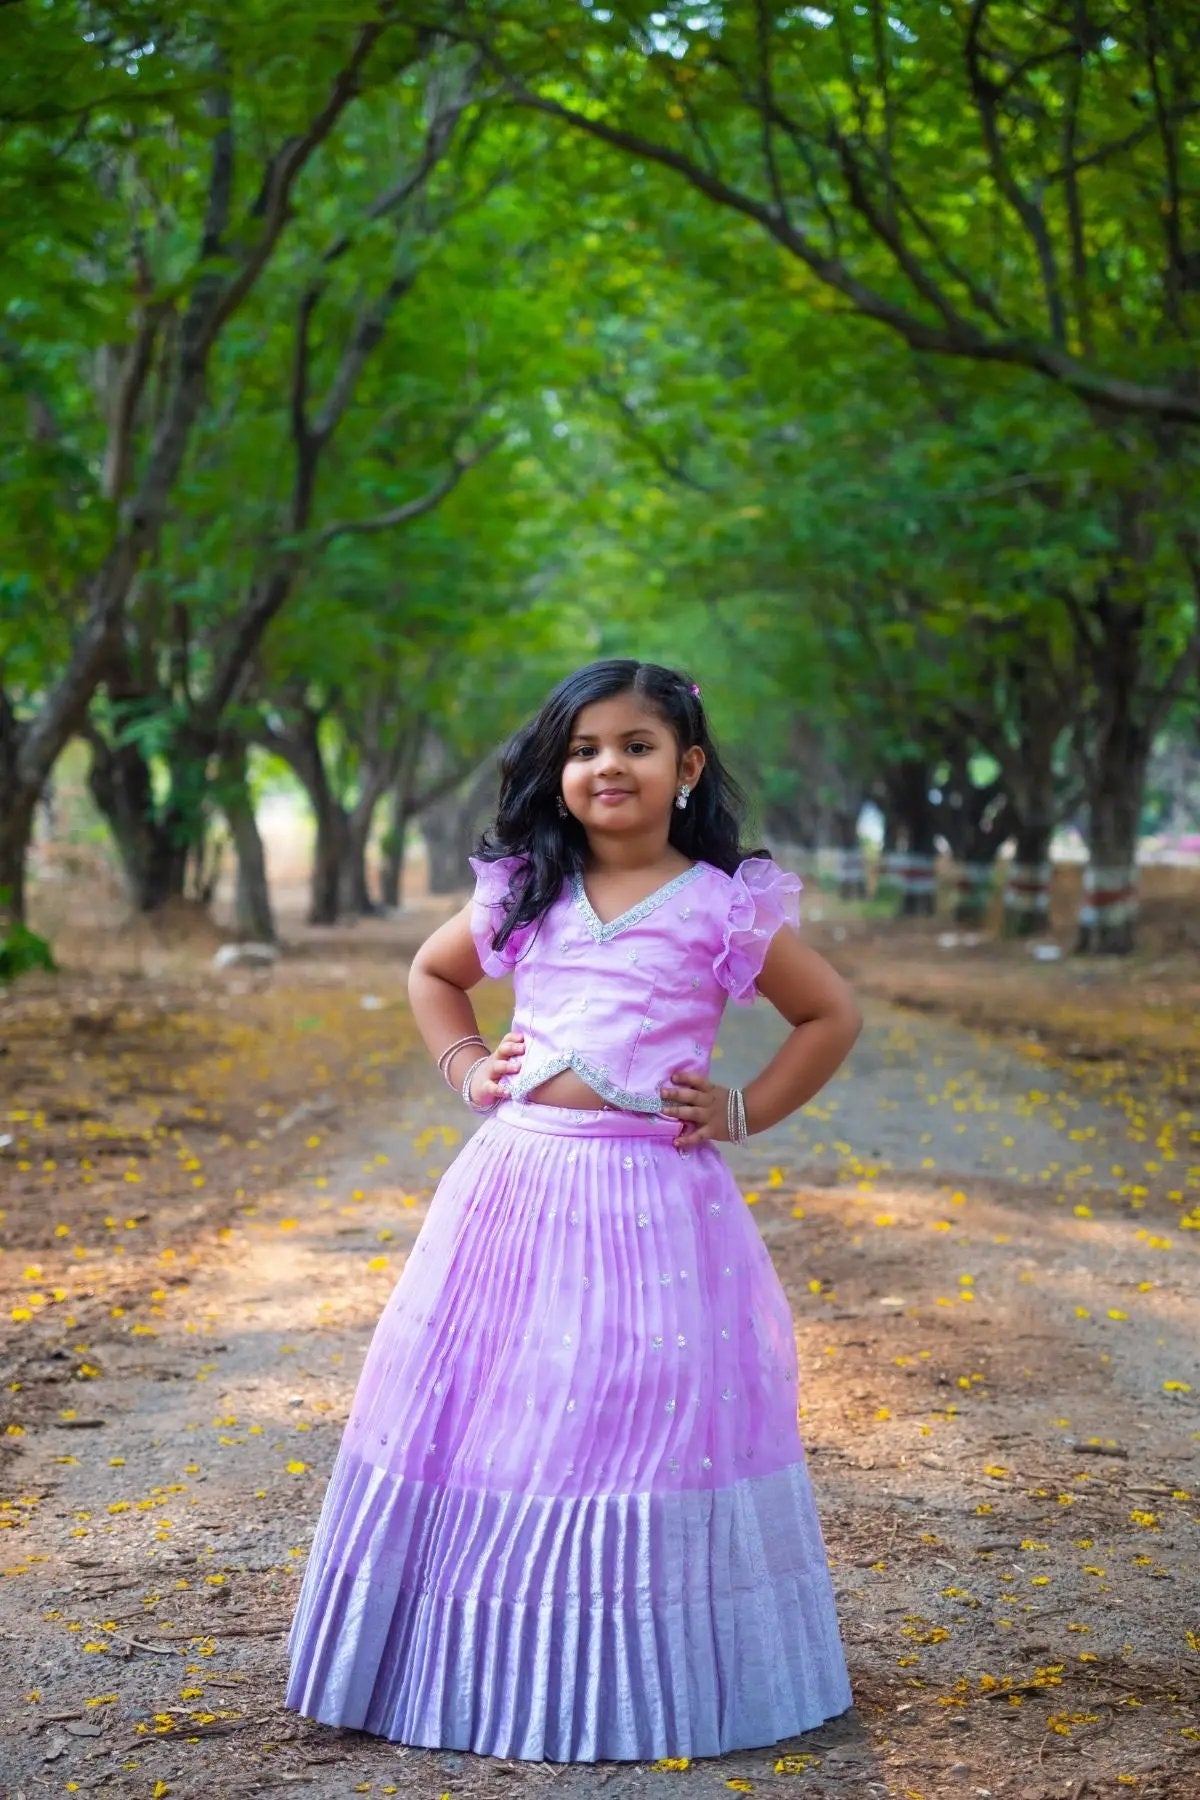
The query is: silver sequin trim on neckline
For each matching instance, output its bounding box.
[571,862,705,942]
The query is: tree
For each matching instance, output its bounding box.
[468,4,1200,946]
[0,4,433,922]
[477,0,1200,423]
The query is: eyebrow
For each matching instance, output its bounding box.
[568,724,661,742]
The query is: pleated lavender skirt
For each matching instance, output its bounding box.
[284,1100,853,1762]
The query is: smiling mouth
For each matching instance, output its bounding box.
[596,789,633,798]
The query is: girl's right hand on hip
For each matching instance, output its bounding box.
[467,1032,524,1106]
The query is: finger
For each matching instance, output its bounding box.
[661,1079,710,1104]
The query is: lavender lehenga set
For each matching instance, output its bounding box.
[285,854,853,1761]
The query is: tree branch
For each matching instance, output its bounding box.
[1060,32,1092,356]
[201,55,480,739]
[204,20,396,353]
[311,434,502,551]
[964,0,1067,346]
[296,63,477,455]
[496,78,1200,425]
[753,0,789,224]
[310,270,417,448]
[1141,0,1188,335]
[1044,102,1200,183]
[314,62,479,274]
[585,376,715,493]
[412,747,497,817]
[291,287,317,461]
[102,249,169,502]
[827,125,992,340]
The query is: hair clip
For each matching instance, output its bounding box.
[689,682,701,698]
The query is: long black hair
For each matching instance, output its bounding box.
[474,658,766,956]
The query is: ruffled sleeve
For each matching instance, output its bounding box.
[467,854,534,977]
[713,856,803,1005]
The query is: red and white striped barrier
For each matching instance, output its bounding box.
[891,852,937,898]
[954,862,997,896]
[1079,863,1138,931]
[836,847,865,888]
[1004,861,1052,920]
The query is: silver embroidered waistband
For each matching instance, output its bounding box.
[505,1050,664,1115]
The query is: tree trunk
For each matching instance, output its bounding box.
[419,763,498,895]
[954,646,1072,937]
[1075,758,1147,955]
[0,790,36,927]
[928,738,1014,925]
[0,43,394,929]
[380,785,411,910]
[874,799,901,901]
[1071,574,1160,954]
[0,559,141,931]
[337,750,406,918]
[380,719,426,908]
[339,803,378,917]
[219,741,276,944]
[85,731,192,911]
[882,759,939,916]
[233,816,275,943]
[763,799,819,853]
[310,797,347,926]
[1003,823,1054,937]
[950,819,1014,926]
[252,705,350,926]
[950,860,993,924]
[421,798,472,895]
[831,807,866,900]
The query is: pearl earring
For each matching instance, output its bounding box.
[556,797,568,818]
[675,783,691,811]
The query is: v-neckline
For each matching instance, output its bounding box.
[571,862,704,942]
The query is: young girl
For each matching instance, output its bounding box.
[286,658,861,1762]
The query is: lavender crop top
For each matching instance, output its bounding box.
[468,853,803,1115]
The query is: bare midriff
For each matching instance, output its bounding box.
[521,1067,618,1110]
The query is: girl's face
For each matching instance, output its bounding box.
[560,690,705,838]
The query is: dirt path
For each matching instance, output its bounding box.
[2,950,1197,1799]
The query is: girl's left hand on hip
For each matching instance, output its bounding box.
[659,1069,729,1149]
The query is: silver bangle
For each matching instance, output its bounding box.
[439,1032,486,1070]
[461,1054,498,1113]
[726,1086,749,1144]
[438,1034,487,1087]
